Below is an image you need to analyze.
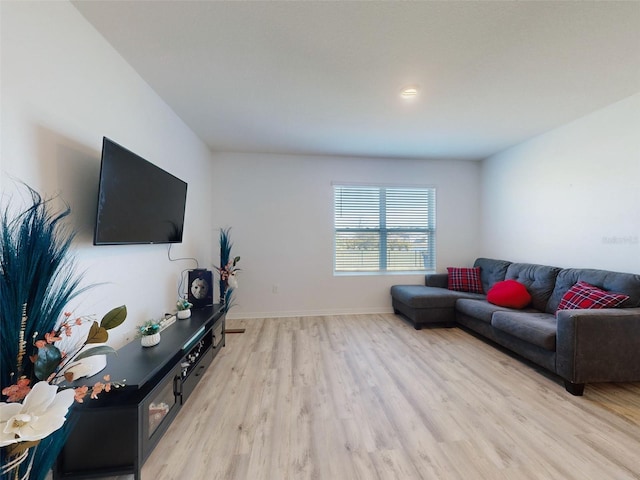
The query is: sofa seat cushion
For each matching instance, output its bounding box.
[455,298,514,324]
[390,285,482,308]
[491,311,557,351]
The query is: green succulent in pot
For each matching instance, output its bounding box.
[137,320,161,337]
[176,299,193,311]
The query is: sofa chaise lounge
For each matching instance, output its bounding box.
[390,258,640,395]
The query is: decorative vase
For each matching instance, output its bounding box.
[177,309,191,320]
[219,281,226,306]
[141,332,161,347]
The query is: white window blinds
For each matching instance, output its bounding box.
[334,185,436,272]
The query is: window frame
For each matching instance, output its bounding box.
[333,183,437,274]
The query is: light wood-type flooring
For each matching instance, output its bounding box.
[131,314,640,480]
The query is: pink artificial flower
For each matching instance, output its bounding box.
[1,378,32,402]
[73,386,89,403]
[44,331,62,344]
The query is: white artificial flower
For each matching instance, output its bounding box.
[227,272,239,289]
[0,381,75,447]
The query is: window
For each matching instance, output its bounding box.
[334,185,436,273]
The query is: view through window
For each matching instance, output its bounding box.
[334,185,436,273]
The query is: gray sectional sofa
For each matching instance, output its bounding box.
[390,258,640,395]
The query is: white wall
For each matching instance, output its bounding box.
[212,152,481,318]
[481,93,640,274]
[8,2,633,327]
[1,2,216,347]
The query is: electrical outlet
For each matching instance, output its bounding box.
[272,284,279,294]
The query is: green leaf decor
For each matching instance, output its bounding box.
[72,345,117,362]
[34,344,63,381]
[100,304,127,330]
[86,321,109,344]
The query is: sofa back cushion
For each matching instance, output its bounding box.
[505,263,561,312]
[547,268,640,312]
[556,280,629,312]
[473,258,512,294]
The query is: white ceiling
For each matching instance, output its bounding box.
[72,1,640,161]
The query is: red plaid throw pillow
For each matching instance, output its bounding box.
[556,281,629,313]
[447,267,483,294]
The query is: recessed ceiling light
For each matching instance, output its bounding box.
[400,86,419,99]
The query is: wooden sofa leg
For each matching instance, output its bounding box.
[564,381,585,396]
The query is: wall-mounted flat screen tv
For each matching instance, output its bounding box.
[94,137,188,245]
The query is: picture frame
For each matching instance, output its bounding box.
[187,269,214,308]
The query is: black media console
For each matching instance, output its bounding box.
[55,305,225,480]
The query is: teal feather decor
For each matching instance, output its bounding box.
[217,227,241,311]
[0,184,90,480]
[219,227,232,270]
[219,227,232,305]
[1,185,90,387]
[224,287,236,311]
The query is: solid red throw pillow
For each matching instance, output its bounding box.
[556,280,629,313]
[447,267,483,294]
[486,280,532,309]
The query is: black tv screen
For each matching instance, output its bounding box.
[94,137,188,245]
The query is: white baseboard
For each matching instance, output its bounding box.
[225,306,394,320]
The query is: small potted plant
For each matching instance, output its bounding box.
[176,298,193,319]
[137,320,161,347]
